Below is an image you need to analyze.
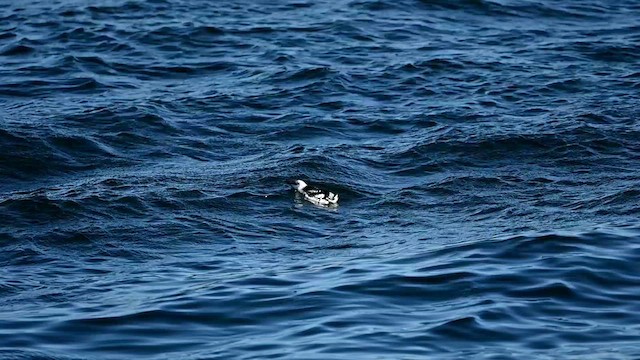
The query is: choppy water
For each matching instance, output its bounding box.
[1,0,640,359]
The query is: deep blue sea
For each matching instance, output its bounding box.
[1,0,640,359]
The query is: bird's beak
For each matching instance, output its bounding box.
[285,179,297,186]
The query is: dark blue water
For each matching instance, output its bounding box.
[2,0,640,358]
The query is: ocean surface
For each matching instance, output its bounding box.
[1,0,640,359]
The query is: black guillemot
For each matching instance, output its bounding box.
[287,179,339,206]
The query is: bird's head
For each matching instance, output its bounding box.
[286,179,307,191]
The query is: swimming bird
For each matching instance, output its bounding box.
[287,179,339,206]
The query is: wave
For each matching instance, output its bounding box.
[417,0,606,19]
[0,77,108,97]
[380,124,638,170]
[0,43,35,56]
[0,105,191,180]
[3,228,637,358]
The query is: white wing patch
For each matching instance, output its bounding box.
[300,187,339,206]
